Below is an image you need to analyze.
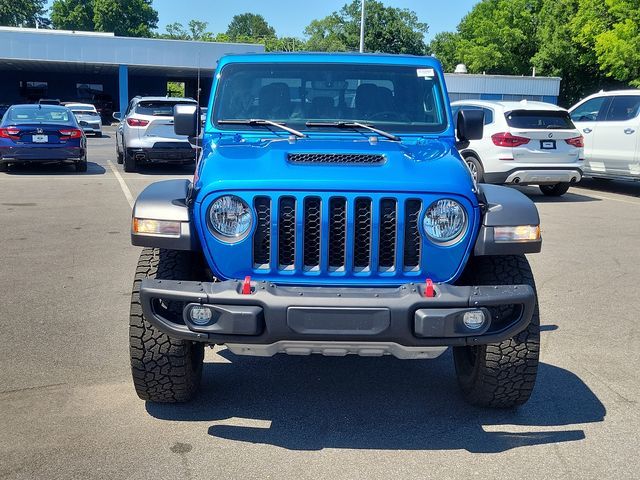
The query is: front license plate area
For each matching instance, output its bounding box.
[32,135,49,143]
[287,307,390,335]
[540,140,556,149]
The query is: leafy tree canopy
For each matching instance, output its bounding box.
[0,0,48,27]
[226,13,275,41]
[305,0,428,55]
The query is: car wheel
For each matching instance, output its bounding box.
[539,183,570,196]
[95,132,103,138]
[463,154,484,182]
[0,163,7,172]
[129,248,205,403]
[116,145,124,164]
[454,255,540,408]
[123,151,137,172]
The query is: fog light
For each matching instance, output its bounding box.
[463,310,486,330]
[189,305,213,325]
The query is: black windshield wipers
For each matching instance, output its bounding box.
[305,121,401,141]
[218,119,306,138]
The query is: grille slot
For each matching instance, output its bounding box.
[353,198,372,269]
[278,197,296,268]
[328,198,347,269]
[378,199,397,270]
[253,197,271,267]
[303,197,321,269]
[403,199,422,270]
[288,153,385,165]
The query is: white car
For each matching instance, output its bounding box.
[65,103,102,137]
[569,90,640,181]
[452,100,584,196]
[114,96,198,172]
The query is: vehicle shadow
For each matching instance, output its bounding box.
[4,162,106,175]
[510,185,601,203]
[577,178,640,199]
[146,349,604,453]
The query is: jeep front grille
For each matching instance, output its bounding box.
[287,153,385,165]
[251,194,424,274]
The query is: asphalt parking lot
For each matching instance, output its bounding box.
[1,125,639,479]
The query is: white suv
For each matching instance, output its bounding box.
[569,90,640,181]
[452,100,583,196]
[114,96,198,172]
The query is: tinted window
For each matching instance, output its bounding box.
[505,110,574,129]
[135,101,195,116]
[5,106,74,124]
[571,97,606,122]
[604,96,640,121]
[213,62,449,134]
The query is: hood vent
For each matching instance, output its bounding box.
[287,153,385,165]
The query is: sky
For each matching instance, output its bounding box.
[46,0,479,41]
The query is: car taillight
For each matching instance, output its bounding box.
[491,132,530,147]
[59,128,83,139]
[127,118,149,127]
[565,136,584,148]
[0,127,20,140]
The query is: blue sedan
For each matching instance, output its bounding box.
[0,104,87,172]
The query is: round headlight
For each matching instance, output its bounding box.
[423,199,467,243]
[208,195,252,240]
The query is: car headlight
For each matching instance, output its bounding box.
[423,199,467,243]
[208,195,252,240]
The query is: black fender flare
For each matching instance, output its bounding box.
[474,184,541,255]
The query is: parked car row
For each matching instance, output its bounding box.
[452,89,640,196]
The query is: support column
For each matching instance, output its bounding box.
[118,65,129,115]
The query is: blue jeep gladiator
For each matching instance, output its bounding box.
[129,53,542,408]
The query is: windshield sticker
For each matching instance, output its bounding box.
[417,68,435,78]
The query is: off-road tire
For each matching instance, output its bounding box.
[463,154,484,182]
[129,248,205,403]
[539,182,570,196]
[123,150,137,172]
[454,255,540,408]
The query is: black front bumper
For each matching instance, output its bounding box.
[139,280,536,347]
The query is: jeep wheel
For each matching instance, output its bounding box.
[123,151,137,172]
[129,248,205,403]
[463,154,484,182]
[454,255,540,408]
[539,182,570,196]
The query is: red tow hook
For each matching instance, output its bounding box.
[424,278,435,297]
[241,275,252,295]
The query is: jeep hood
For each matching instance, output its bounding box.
[195,135,476,202]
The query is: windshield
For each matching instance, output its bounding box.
[135,101,196,117]
[212,62,448,134]
[5,106,74,124]
[505,110,575,129]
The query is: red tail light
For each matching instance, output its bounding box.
[491,132,530,147]
[0,127,20,140]
[565,136,584,148]
[59,128,83,139]
[127,118,149,127]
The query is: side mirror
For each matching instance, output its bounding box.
[112,112,122,121]
[174,104,200,137]
[456,109,484,142]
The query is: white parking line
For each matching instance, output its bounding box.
[106,160,134,208]
[576,190,640,206]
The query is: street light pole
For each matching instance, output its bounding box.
[359,0,366,53]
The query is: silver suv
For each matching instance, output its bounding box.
[114,96,198,172]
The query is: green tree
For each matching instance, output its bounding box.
[161,20,214,41]
[93,0,158,37]
[0,0,48,27]
[51,0,95,31]
[226,13,275,41]
[430,31,462,72]
[305,0,428,55]
[592,0,640,87]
